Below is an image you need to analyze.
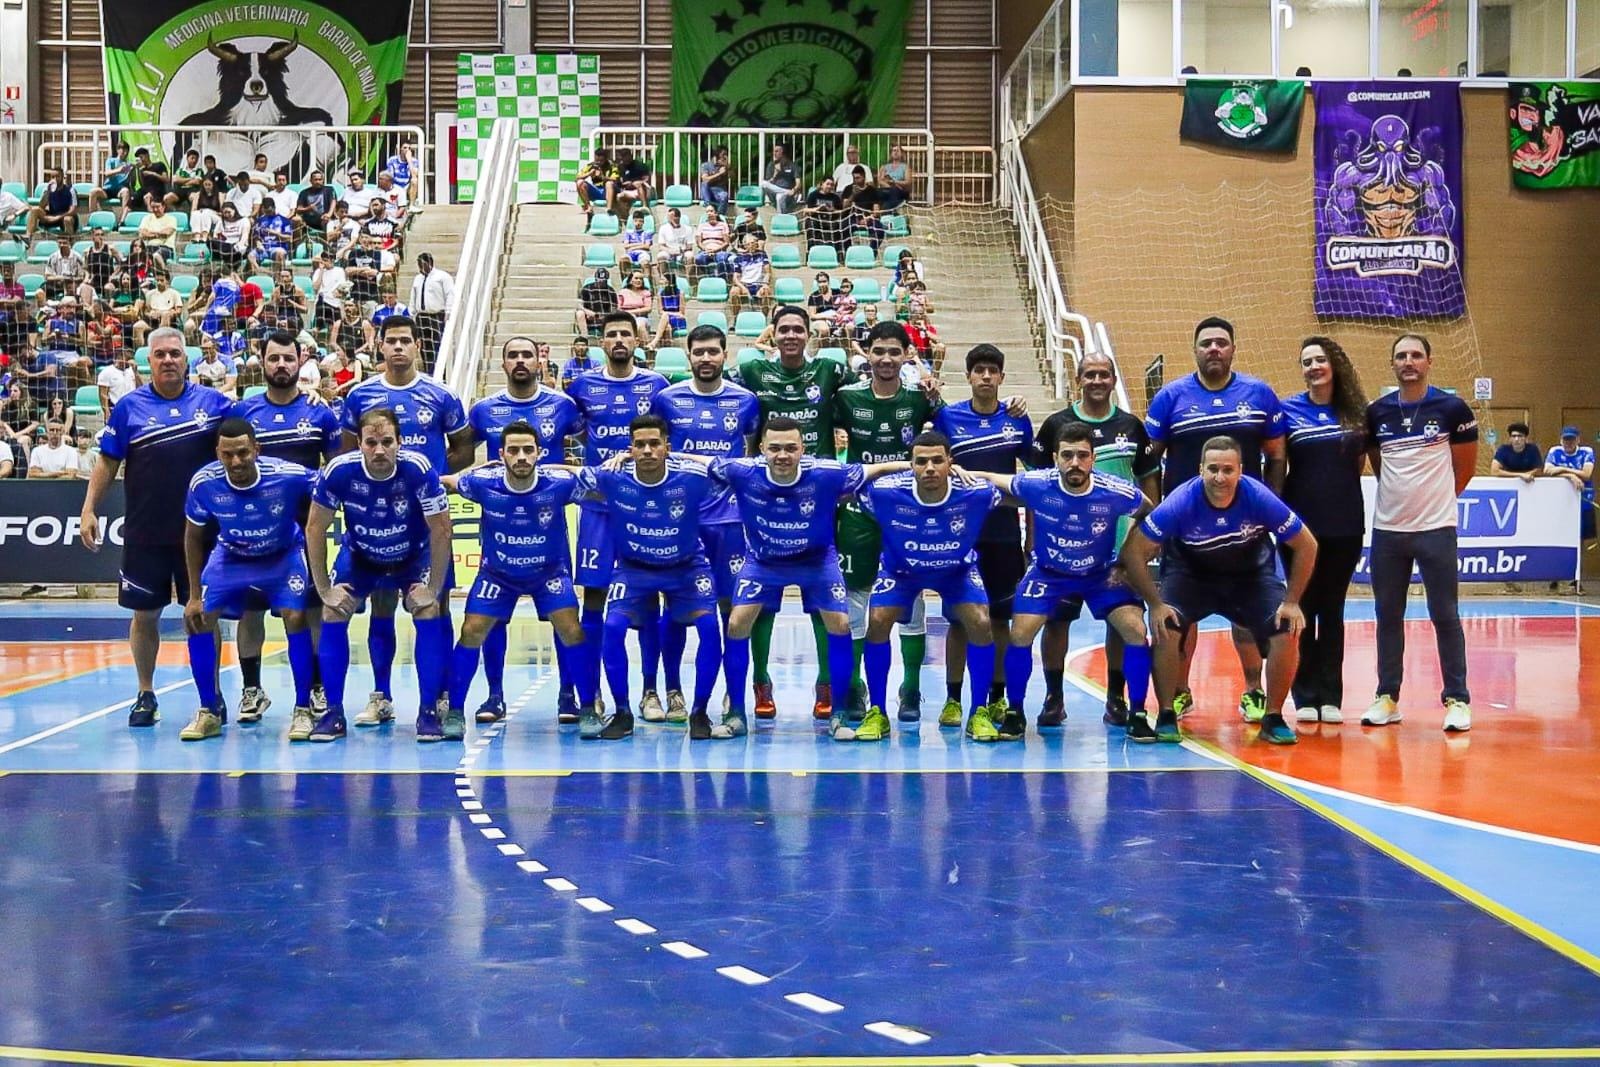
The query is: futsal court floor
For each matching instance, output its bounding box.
[1,595,1598,1066]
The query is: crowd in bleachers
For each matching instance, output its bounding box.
[0,141,435,477]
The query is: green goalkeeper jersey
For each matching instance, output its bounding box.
[738,355,853,457]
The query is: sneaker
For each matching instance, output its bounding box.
[1320,704,1344,725]
[812,682,833,720]
[938,697,963,727]
[853,706,890,742]
[308,708,347,742]
[597,707,635,740]
[688,707,713,740]
[354,691,395,727]
[1173,689,1194,719]
[1238,688,1267,723]
[1154,708,1182,743]
[997,705,1027,740]
[416,709,444,743]
[710,709,748,739]
[1258,712,1298,745]
[1037,697,1066,728]
[896,689,922,723]
[753,682,777,720]
[556,689,580,725]
[964,704,1001,743]
[1101,695,1128,727]
[828,714,857,742]
[128,691,160,728]
[288,705,315,742]
[1126,711,1157,743]
[310,685,330,716]
[1295,703,1320,723]
[578,701,606,739]
[238,686,271,723]
[475,694,506,724]
[640,690,666,723]
[179,709,222,741]
[665,689,688,724]
[1442,699,1472,733]
[1361,695,1402,726]
[441,708,466,741]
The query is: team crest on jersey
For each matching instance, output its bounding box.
[416,406,434,426]
[1236,401,1251,416]
[1422,421,1441,439]
[539,419,556,439]
[694,574,713,595]
[800,498,816,515]
[546,577,565,594]
[636,398,653,415]
[900,426,914,444]
[805,384,822,402]
[296,418,313,433]
[394,496,410,517]
[830,583,847,601]
[728,554,745,573]
[1091,519,1109,536]
[950,516,966,535]
[538,506,555,527]
[669,502,686,520]
[288,574,306,593]
[723,411,741,433]
[192,410,208,424]
[270,502,285,516]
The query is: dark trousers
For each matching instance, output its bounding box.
[1369,526,1470,703]
[416,311,446,374]
[1280,535,1362,709]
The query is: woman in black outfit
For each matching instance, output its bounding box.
[1279,335,1369,724]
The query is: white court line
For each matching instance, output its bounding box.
[863,1021,930,1045]
[784,992,843,1014]
[660,941,708,959]
[575,896,613,913]
[543,877,578,892]
[716,964,770,985]
[468,813,492,825]
[515,860,548,873]
[0,669,232,757]
[496,843,526,857]
[614,918,656,935]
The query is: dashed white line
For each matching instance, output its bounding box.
[660,941,709,960]
[716,965,770,985]
[468,813,492,825]
[543,877,578,892]
[480,827,506,840]
[864,1022,930,1045]
[614,918,656,935]
[516,860,549,874]
[784,992,844,1014]
[575,896,613,913]
[496,843,526,857]
[460,800,483,811]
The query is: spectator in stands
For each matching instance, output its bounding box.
[245,153,273,189]
[43,392,76,438]
[74,431,96,477]
[362,198,402,253]
[44,241,87,301]
[699,145,731,216]
[614,148,653,212]
[250,203,296,274]
[88,143,135,220]
[622,210,653,268]
[102,277,141,335]
[98,345,139,417]
[27,418,77,478]
[132,147,174,211]
[732,206,767,250]
[123,238,155,291]
[905,307,946,372]
[617,270,654,337]
[340,170,379,220]
[137,201,179,266]
[807,272,839,335]
[561,334,597,390]
[0,184,27,231]
[173,148,204,205]
[576,148,619,218]
[880,144,914,205]
[323,200,361,257]
[385,143,418,200]
[801,177,849,254]
[322,339,366,396]
[190,265,243,343]
[294,170,336,246]
[190,332,238,396]
[650,271,687,350]
[760,142,799,213]
[27,169,79,239]
[204,202,250,270]
[694,207,733,278]
[329,300,370,366]
[134,272,183,346]
[264,171,296,221]
[892,248,923,289]
[312,252,347,332]
[373,171,407,224]
[16,327,67,407]
[727,234,773,315]
[190,175,225,238]
[1491,423,1542,481]
[342,232,393,315]
[368,287,411,338]
[84,228,121,292]
[0,381,35,462]
[842,166,886,250]
[410,251,453,372]
[896,277,933,321]
[199,154,228,191]
[832,144,873,191]
[829,277,858,334]
[0,260,28,355]
[0,437,13,478]
[261,268,306,334]
[873,168,910,215]
[577,267,619,336]
[1546,427,1597,543]
[226,171,263,220]
[40,296,84,363]
[849,301,883,361]
[654,207,692,280]
[87,299,126,366]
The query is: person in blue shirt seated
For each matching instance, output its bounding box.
[1490,422,1542,482]
[1545,426,1596,542]
[1119,434,1319,745]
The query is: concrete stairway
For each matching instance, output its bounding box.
[395,204,471,308]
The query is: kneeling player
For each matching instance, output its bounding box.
[443,422,600,727]
[179,419,318,741]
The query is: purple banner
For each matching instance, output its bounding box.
[1313,81,1465,318]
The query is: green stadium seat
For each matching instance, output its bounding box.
[772,277,805,303]
[734,185,763,210]
[664,184,695,208]
[770,213,800,237]
[71,240,93,257]
[71,384,101,417]
[179,243,209,264]
[134,347,151,372]
[734,311,766,337]
[27,239,59,264]
[0,240,24,263]
[850,278,883,303]
[806,246,839,270]
[243,385,268,399]
[185,345,201,364]
[17,273,44,297]
[883,214,911,238]
[86,211,117,232]
[881,244,910,265]
[247,274,275,296]
[111,241,131,256]
[73,182,94,199]
[695,277,728,303]
[582,243,616,268]
[119,211,149,235]
[736,347,765,366]
[171,275,200,296]
[817,347,848,365]
[0,182,25,202]
[770,245,802,269]
[294,276,315,299]
[696,310,728,332]
[29,183,47,204]
[844,245,877,270]
[587,214,620,237]
[653,347,690,381]
[170,212,190,233]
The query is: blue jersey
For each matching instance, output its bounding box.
[1140,476,1303,575]
[371,302,413,330]
[860,474,1000,573]
[651,381,761,524]
[933,400,1033,543]
[1548,444,1596,486]
[567,368,669,510]
[256,214,294,253]
[711,457,868,562]
[185,457,315,559]
[206,277,242,318]
[97,383,234,545]
[1145,372,1285,494]
[1011,469,1143,578]
[560,354,599,392]
[230,392,342,470]
[573,458,713,567]
[455,464,580,580]
[341,373,466,473]
[468,387,582,463]
[313,449,448,565]
[385,155,413,188]
[1280,392,1366,539]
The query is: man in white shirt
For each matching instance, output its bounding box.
[312,251,348,331]
[654,207,692,278]
[226,172,263,219]
[0,186,27,230]
[409,252,454,373]
[28,420,79,478]
[97,348,141,417]
[340,171,380,220]
[831,144,873,192]
[265,172,298,219]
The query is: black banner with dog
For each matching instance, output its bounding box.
[0,481,126,584]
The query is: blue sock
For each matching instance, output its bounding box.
[286,629,315,707]
[368,614,397,698]
[482,621,507,698]
[664,617,688,693]
[414,617,448,712]
[826,633,855,712]
[602,611,632,710]
[582,605,605,696]
[449,642,481,711]
[568,638,599,707]
[554,632,573,695]
[724,636,750,716]
[1124,643,1152,713]
[864,639,891,711]
[187,631,219,710]
[691,614,721,711]
[319,620,351,712]
[967,640,995,713]
[1004,643,1034,711]
[639,601,661,692]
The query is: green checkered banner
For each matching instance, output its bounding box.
[455,52,601,204]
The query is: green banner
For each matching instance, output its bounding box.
[670,0,908,127]
[1180,79,1305,153]
[1510,83,1600,189]
[454,53,601,204]
[101,0,413,176]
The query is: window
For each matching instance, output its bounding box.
[1181,0,1273,75]
[1378,0,1469,77]
[1582,0,1600,74]
[1479,0,1568,75]
[1280,0,1372,77]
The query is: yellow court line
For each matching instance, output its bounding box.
[3,1044,1600,1067]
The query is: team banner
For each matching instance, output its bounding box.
[1180,79,1304,153]
[100,0,413,177]
[0,481,125,584]
[669,0,908,127]
[1351,478,1582,584]
[455,54,601,205]
[1509,82,1600,189]
[1313,81,1465,318]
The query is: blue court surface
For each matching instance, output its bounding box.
[2,598,1599,1066]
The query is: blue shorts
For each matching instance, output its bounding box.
[118,542,189,610]
[700,523,748,600]
[667,313,686,333]
[1015,566,1141,622]
[580,180,607,199]
[466,564,578,621]
[575,507,615,589]
[607,560,717,624]
[870,564,987,617]
[1159,558,1287,648]
[732,550,850,615]
[200,547,311,619]
[330,549,454,605]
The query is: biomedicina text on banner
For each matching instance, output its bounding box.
[1509,82,1600,189]
[1180,79,1304,153]
[101,0,413,177]
[669,0,908,127]
[1313,81,1465,318]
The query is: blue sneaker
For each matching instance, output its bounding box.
[475,694,506,724]
[1258,712,1298,745]
[416,709,444,743]
[556,689,580,725]
[128,691,160,727]
[442,708,467,741]
[308,707,347,742]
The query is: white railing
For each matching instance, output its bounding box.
[434,118,518,404]
[1000,0,1070,142]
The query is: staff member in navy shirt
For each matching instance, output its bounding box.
[1279,337,1369,725]
[1490,423,1542,482]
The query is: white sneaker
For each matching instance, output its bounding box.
[288,705,315,742]
[1362,695,1402,726]
[1319,704,1344,725]
[639,690,666,722]
[354,691,395,727]
[665,689,688,723]
[238,686,272,723]
[1294,704,1320,723]
[1442,699,1472,732]
[310,685,330,715]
